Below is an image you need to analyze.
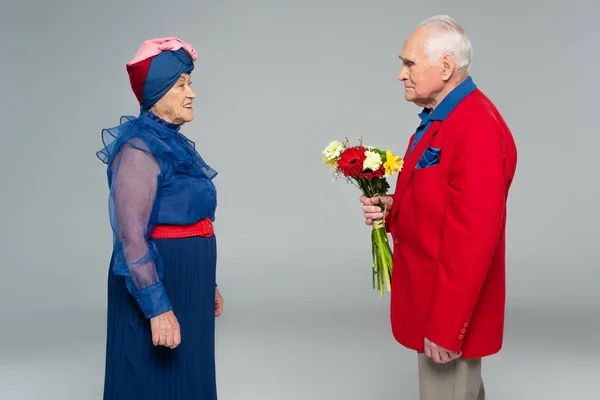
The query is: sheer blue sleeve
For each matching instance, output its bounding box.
[108,141,172,319]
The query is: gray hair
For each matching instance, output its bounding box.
[417,15,472,73]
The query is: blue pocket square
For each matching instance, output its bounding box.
[416,147,441,169]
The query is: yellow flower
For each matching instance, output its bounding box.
[384,150,403,177]
[324,157,337,169]
[363,150,382,171]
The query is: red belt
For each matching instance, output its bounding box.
[150,218,214,239]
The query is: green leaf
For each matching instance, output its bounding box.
[371,177,390,196]
[373,149,386,159]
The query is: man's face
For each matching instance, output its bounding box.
[398,27,445,108]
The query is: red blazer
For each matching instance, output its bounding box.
[385,89,517,358]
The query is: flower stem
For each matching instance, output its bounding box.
[356,177,393,296]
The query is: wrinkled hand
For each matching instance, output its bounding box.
[360,195,393,225]
[150,310,181,349]
[424,337,462,364]
[215,288,224,317]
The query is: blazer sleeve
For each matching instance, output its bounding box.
[385,133,416,232]
[424,120,506,352]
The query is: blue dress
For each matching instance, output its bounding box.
[97,109,218,399]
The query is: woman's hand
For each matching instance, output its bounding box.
[150,310,181,349]
[360,195,393,225]
[215,288,224,317]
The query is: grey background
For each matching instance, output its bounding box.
[1,0,598,398]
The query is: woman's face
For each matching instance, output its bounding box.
[151,73,196,125]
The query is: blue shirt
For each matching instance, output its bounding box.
[407,76,477,157]
[97,109,218,319]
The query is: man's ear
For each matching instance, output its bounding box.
[440,53,455,81]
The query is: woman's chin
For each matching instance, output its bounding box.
[183,109,194,122]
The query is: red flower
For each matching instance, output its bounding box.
[337,147,366,177]
[358,164,385,180]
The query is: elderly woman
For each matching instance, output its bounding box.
[96,37,223,399]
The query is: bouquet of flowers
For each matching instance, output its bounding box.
[322,138,404,296]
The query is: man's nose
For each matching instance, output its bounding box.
[398,67,408,81]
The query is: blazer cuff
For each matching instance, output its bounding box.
[425,317,470,353]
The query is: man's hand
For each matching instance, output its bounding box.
[215,288,224,317]
[424,337,462,364]
[360,195,393,225]
[150,310,181,349]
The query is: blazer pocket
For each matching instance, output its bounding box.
[416,147,441,169]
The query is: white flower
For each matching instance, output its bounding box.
[363,150,382,171]
[322,140,345,160]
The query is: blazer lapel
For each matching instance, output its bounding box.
[388,121,441,224]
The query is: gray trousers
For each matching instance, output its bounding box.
[418,353,485,400]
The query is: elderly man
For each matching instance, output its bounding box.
[361,15,517,400]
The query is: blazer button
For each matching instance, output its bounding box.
[463,322,469,328]
[394,238,399,244]
[459,335,464,340]
[461,329,466,334]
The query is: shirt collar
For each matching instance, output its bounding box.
[418,76,477,125]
